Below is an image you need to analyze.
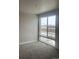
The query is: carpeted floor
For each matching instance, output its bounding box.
[19,42,59,59]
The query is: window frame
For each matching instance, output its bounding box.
[39,15,56,40]
[38,9,59,41]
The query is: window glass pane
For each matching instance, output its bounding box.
[40,17,47,36]
[48,15,56,39]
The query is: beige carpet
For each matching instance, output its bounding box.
[19,42,59,59]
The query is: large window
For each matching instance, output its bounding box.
[39,15,56,46]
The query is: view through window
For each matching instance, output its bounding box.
[39,15,56,46]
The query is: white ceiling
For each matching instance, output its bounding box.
[20,0,59,14]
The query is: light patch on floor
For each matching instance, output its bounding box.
[40,37,55,46]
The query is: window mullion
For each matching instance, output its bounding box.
[47,16,48,37]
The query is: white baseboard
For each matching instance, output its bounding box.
[19,40,37,45]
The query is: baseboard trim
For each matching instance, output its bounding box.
[19,40,37,45]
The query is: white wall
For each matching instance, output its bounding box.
[19,12,38,44]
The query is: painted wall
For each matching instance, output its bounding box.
[19,12,38,44]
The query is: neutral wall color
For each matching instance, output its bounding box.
[19,12,38,44]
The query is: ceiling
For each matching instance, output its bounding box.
[19,0,59,14]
